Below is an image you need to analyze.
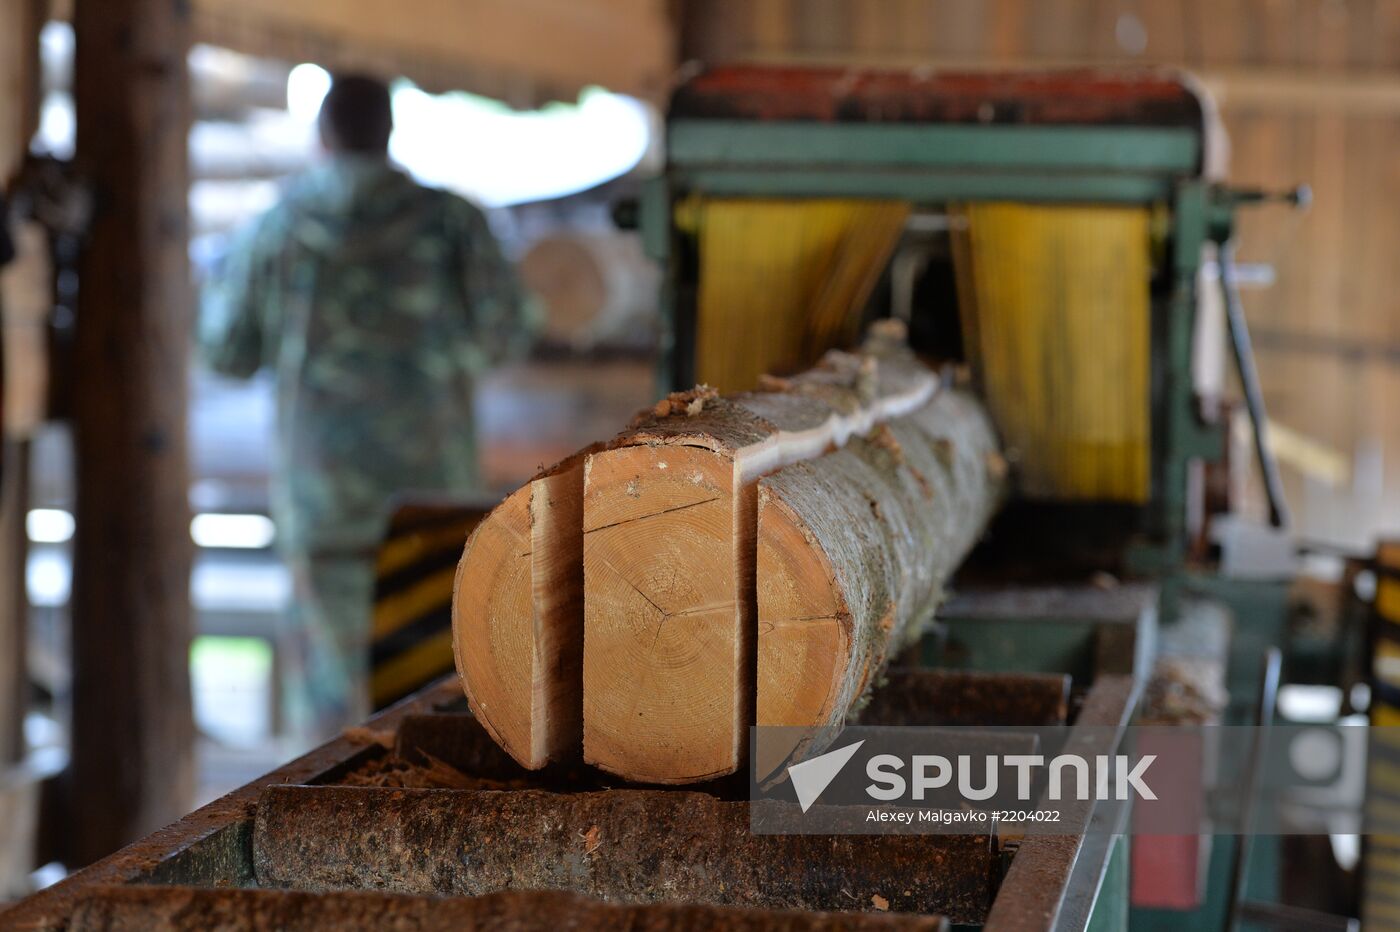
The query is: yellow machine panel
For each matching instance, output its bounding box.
[692,198,910,392]
[1366,541,1400,929]
[953,202,1153,503]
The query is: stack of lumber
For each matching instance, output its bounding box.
[453,322,1003,783]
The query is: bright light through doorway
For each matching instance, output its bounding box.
[287,62,653,207]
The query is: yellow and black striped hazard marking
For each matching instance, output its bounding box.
[370,500,490,710]
[1365,540,1400,929]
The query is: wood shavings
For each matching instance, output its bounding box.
[651,385,719,418]
[339,752,526,791]
[342,726,395,750]
[984,450,1009,481]
[856,356,879,402]
[1090,571,1119,590]
[908,465,933,499]
[869,424,904,464]
[1139,657,1227,725]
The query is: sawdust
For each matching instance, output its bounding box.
[339,752,528,791]
[866,318,907,346]
[856,356,879,402]
[984,450,1009,481]
[651,385,718,418]
[342,726,395,750]
[1139,657,1227,725]
[908,465,934,499]
[869,424,904,465]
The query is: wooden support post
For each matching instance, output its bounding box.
[67,0,195,866]
[0,441,29,766]
[0,0,44,772]
[0,0,43,186]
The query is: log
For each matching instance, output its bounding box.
[756,389,1003,774]
[518,232,660,351]
[452,323,1002,783]
[581,332,938,782]
[452,448,592,769]
[69,886,947,932]
[252,785,996,922]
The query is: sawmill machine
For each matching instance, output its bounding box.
[631,65,1354,928]
[643,65,1297,597]
[6,67,1370,932]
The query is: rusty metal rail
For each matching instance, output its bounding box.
[253,785,997,920]
[2,664,1132,931]
[981,675,1140,932]
[67,886,946,931]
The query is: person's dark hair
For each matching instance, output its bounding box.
[317,73,393,154]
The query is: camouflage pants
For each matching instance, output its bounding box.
[281,550,375,743]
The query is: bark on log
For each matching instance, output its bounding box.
[581,328,940,783]
[756,389,1002,774]
[69,885,947,932]
[252,785,995,922]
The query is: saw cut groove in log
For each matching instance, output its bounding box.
[756,390,1003,777]
[453,449,593,769]
[582,329,939,783]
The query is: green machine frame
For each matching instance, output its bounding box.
[641,67,1231,576]
[636,65,1321,931]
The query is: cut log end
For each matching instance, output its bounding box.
[756,486,851,728]
[454,460,586,770]
[755,485,853,779]
[528,463,585,764]
[582,442,748,783]
[453,486,535,764]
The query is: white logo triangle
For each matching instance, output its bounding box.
[787,740,865,813]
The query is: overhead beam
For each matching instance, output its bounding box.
[191,0,675,107]
[735,49,1400,115]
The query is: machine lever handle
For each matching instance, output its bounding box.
[1219,240,1290,529]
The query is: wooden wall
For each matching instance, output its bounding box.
[192,0,675,108]
[42,0,675,108]
[680,0,1400,551]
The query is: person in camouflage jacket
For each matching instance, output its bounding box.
[200,74,537,741]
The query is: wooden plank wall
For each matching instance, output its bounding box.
[43,0,675,108]
[679,0,1400,551]
[192,0,676,108]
